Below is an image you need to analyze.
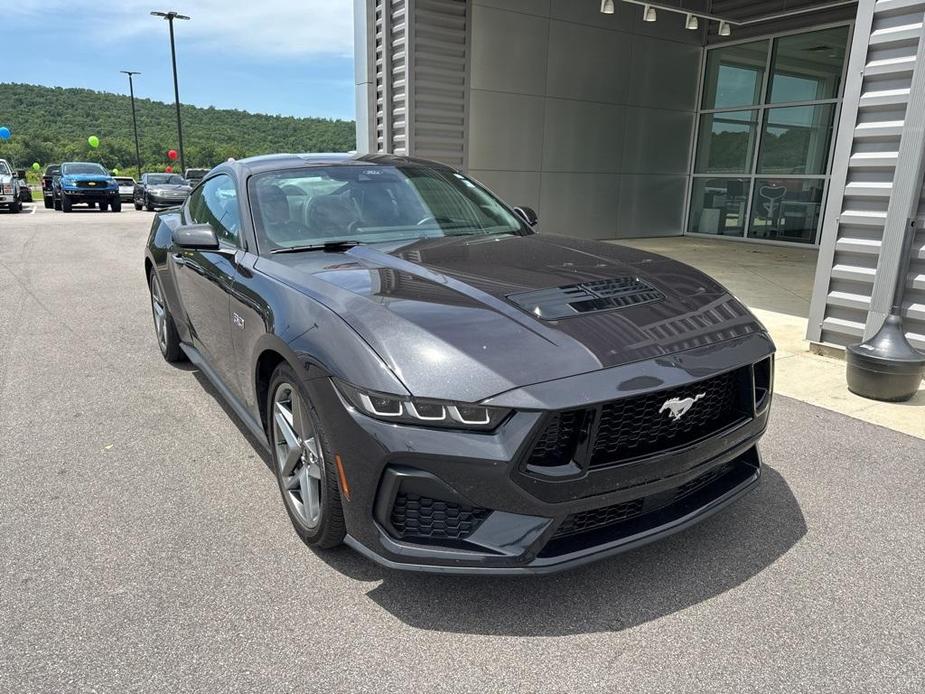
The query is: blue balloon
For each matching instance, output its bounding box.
[0,126,10,140]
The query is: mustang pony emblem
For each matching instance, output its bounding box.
[659,393,706,421]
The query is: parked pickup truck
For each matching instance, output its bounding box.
[42,164,60,208]
[0,159,23,213]
[53,162,122,212]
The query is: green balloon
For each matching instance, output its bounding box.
[32,162,41,171]
[88,135,100,148]
[113,169,119,175]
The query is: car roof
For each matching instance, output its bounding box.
[209,152,458,179]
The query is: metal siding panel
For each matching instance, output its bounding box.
[410,0,468,167]
[808,0,925,348]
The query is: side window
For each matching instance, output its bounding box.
[190,174,240,245]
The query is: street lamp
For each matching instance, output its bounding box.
[120,70,143,177]
[151,10,190,174]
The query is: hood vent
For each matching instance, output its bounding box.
[507,277,664,320]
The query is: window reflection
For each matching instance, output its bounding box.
[702,40,770,109]
[695,110,760,174]
[758,104,835,175]
[768,27,849,103]
[748,178,825,243]
[688,178,749,237]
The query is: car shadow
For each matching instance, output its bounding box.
[187,368,275,473]
[314,465,805,637]
[178,363,806,637]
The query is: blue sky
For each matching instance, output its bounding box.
[9,0,356,120]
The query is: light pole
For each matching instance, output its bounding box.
[151,10,190,174]
[120,70,143,177]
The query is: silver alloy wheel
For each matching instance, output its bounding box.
[150,274,169,355]
[272,383,324,529]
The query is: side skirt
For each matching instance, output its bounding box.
[180,342,270,452]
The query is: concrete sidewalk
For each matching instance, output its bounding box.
[618,237,924,440]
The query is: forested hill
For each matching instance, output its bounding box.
[0,83,356,173]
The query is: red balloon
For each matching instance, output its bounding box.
[167,149,178,161]
[165,165,174,173]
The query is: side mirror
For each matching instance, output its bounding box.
[173,224,219,250]
[514,206,538,227]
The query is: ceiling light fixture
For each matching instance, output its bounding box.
[718,20,732,36]
[685,13,699,30]
[600,0,615,14]
[643,4,657,22]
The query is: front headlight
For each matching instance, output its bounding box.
[61,177,78,188]
[334,380,510,431]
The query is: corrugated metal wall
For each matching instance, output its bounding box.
[808,0,925,350]
[373,0,468,169]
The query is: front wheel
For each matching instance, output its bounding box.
[148,270,184,362]
[110,198,122,212]
[10,200,22,213]
[144,195,155,212]
[61,195,72,213]
[98,201,109,212]
[268,364,346,549]
[134,198,143,211]
[53,195,61,211]
[44,197,53,209]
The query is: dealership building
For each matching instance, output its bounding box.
[353,0,925,353]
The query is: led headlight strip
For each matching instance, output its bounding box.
[334,380,509,431]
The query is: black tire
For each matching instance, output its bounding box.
[268,363,346,549]
[148,270,184,363]
[87,202,95,209]
[61,194,72,213]
[10,200,22,213]
[98,200,109,212]
[53,195,61,211]
[145,195,155,212]
[134,199,143,211]
[44,197,53,209]
[111,198,122,212]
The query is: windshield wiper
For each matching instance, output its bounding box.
[271,240,366,254]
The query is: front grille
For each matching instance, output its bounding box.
[390,493,490,541]
[525,410,585,468]
[551,461,734,540]
[590,369,744,467]
[525,368,749,472]
[77,180,106,188]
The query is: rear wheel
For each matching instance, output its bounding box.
[148,270,183,362]
[61,195,72,213]
[268,364,345,549]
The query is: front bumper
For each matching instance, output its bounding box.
[0,194,13,204]
[312,332,774,574]
[147,192,188,206]
[62,188,118,201]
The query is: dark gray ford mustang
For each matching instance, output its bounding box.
[144,153,774,574]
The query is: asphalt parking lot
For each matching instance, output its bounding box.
[1,203,923,693]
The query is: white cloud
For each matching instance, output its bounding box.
[16,0,355,59]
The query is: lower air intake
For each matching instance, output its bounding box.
[390,493,490,541]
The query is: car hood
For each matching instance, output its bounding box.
[260,234,766,401]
